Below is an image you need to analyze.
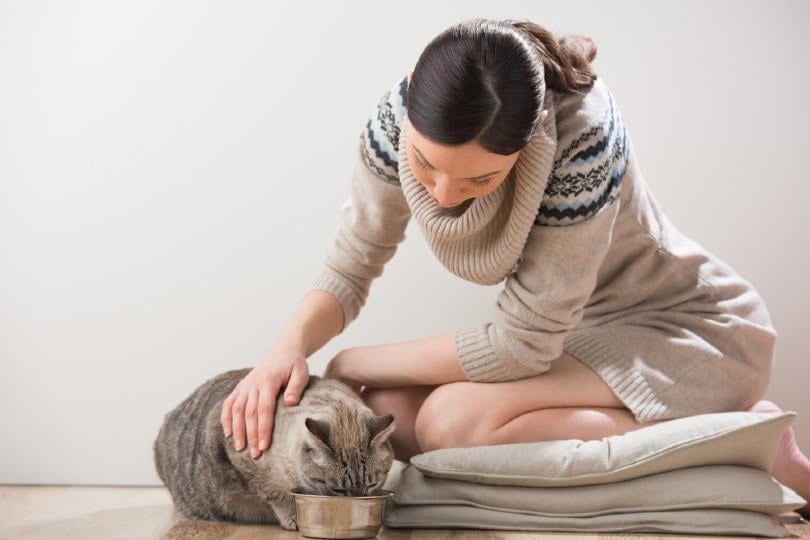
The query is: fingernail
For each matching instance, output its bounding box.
[251,447,259,459]
[259,439,267,451]
[234,439,244,451]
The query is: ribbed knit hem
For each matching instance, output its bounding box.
[563,330,671,422]
[455,325,540,382]
[311,271,364,332]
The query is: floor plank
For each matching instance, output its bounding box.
[0,485,807,539]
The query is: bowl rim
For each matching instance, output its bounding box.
[289,489,393,501]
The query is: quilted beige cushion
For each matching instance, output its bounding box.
[385,411,804,537]
[384,504,792,537]
[410,411,795,487]
[392,464,805,517]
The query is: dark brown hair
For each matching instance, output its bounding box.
[407,19,598,155]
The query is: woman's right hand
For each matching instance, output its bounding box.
[220,350,310,459]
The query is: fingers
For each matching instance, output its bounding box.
[220,359,308,460]
[223,381,273,459]
[230,387,248,452]
[257,388,277,455]
[244,388,261,459]
[284,362,309,406]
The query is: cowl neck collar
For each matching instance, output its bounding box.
[397,97,558,285]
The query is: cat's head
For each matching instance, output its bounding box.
[296,406,395,497]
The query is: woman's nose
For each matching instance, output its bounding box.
[432,177,463,207]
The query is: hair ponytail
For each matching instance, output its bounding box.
[510,21,597,93]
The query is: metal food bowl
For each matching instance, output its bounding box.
[291,490,392,539]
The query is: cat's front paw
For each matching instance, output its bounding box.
[277,512,297,531]
[276,508,298,531]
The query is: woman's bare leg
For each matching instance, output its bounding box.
[485,406,649,446]
[749,400,810,517]
[413,353,652,453]
[360,352,649,460]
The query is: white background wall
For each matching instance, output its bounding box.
[1,0,808,485]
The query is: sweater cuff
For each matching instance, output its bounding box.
[455,325,538,382]
[311,271,364,331]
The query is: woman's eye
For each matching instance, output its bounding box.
[470,177,493,187]
[412,153,429,170]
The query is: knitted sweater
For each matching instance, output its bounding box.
[312,75,776,422]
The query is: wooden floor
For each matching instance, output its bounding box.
[0,485,807,539]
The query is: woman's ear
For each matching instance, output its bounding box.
[407,70,413,87]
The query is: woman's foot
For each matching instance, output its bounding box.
[748,400,810,518]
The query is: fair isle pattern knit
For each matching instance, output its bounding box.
[537,90,628,226]
[361,76,407,186]
[359,75,629,230]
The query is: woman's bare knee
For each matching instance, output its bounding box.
[414,382,487,451]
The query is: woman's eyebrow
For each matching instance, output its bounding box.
[412,144,502,180]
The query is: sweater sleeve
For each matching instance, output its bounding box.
[456,80,629,381]
[311,77,411,329]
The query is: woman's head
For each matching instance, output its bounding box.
[407,19,597,156]
[407,19,545,157]
[404,19,598,207]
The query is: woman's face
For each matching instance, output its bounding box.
[404,117,521,208]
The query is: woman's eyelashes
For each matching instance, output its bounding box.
[412,152,433,171]
[469,177,493,187]
[411,152,494,187]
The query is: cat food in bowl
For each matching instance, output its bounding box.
[291,491,392,539]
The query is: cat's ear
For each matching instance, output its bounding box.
[368,414,395,445]
[305,418,332,449]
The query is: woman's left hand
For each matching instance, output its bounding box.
[322,333,469,389]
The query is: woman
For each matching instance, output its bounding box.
[220,19,809,512]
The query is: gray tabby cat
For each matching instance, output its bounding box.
[154,369,395,530]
